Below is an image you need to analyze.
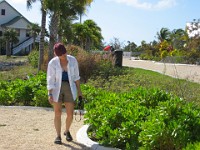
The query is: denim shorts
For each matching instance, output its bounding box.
[58,81,74,103]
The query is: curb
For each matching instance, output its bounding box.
[76,125,120,150]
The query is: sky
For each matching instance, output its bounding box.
[5,0,200,46]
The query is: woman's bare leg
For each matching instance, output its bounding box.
[64,102,75,132]
[53,102,62,137]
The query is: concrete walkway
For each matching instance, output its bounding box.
[123,57,200,84]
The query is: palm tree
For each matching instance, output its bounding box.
[170,28,187,49]
[27,23,41,49]
[59,16,75,45]
[72,23,90,48]
[27,0,47,71]
[46,0,95,61]
[78,0,93,23]
[3,28,19,57]
[83,19,103,50]
[157,28,171,42]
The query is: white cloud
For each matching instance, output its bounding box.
[106,0,177,10]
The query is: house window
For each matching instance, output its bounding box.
[1,9,5,15]
[0,31,2,36]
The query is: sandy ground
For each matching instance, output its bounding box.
[1,58,199,150]
[0,106,90,150]
[123,57,200,84]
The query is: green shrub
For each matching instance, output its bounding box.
[9,79,34,105]
[83,85,200,149]
[139,99,200,149]
[33,86,50,107]
[184,142,200,150]
[28,50,39,68]
[0,81,12,105]
[66,45,120,83]
[76,51,99,83]
[0,72,48,107]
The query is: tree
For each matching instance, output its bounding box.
[72,19,103,50]
[109,37,124,50]
[27,23,41,48]
[59,16,75,45]
[124,41,137,52]
[3,28,19,57]
[46,0,95,61]
[0,37,6,55]
[157,28,171,42]
[170,28,187,49]
[77,0,93,23]
[27,0,47,71]
[84,19,103,50]
[187,19,200,38]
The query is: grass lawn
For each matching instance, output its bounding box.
[87,67,200,105]
[0,56,37,81]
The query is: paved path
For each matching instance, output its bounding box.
[123,57,200,84]
[0,106,89,150]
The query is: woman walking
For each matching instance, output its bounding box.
[47,43,82,144]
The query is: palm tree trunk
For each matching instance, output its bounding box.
[38,8,46,71]
[80,13,82,24]
[6,41,11,57]
[48,12,59,61]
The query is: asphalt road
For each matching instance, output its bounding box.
[123,57,200,84]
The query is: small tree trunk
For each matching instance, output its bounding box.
[38,9,47,71]
[48,13,59,61]
[6,41,11,57]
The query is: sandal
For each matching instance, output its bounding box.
[54,136,62,144]
[64,131,73,141]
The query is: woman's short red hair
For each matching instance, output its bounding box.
[53,43,67,56]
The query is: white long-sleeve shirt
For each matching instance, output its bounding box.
[47,55,80,102]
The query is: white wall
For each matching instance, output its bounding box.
[0,1,20,24]
[8,18,29,29]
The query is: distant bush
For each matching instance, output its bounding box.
[67,45,121,83]
[28,49,39,68]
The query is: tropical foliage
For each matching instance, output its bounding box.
[3,28,19,57]
[72,19,103,50]
[138,19,200,64]
[27,23,41,48]
[84,85,200,150]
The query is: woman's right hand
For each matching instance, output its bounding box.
[48,95,54,104]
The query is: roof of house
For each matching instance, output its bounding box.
[0,0,32,26]
[1,16,31,27]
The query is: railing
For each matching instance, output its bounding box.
[12,37,34,55]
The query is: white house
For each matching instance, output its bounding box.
[0,0,34,55]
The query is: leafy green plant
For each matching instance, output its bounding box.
[9,79,34,105]
[0,72,48,106]
[0,81,12,105]
[83,85,200,149]
[139,98,200,149]
[183,142,200,150]
[28,49,39,68]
